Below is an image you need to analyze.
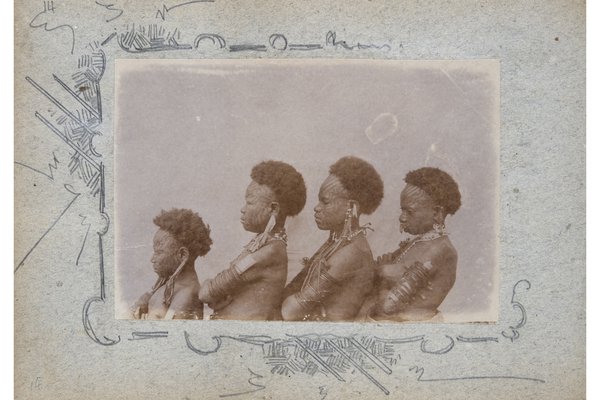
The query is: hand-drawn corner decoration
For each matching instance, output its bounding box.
[24,42,120,345]
[183,279,539,395]
[501,280,532,342]
[118,25,192,53]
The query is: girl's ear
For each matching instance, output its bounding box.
[270,201,281,216]
[433,205,446,224]
[177,246,190,263]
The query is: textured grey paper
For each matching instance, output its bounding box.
[14,1,585,399]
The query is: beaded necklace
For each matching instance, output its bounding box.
[298,223,371,320]
[243,229,287,254]
[393,229,447,263]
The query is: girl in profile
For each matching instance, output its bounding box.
[281,156,384,321]
[131,208,212,320]
[199,160,306,320]
[358,167,462,322]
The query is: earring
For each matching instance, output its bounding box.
[433,222,446,235]
[247,212,276,253]
[339,202,355,239]
[340,205,351,239]
[164,258,188,306]
[264,212,276,234]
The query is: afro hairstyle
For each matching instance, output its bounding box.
[250,160,307,217]
[404,167,461,215]
[329,156,384,215]
[153,208,212,258]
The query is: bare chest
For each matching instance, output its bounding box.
[146,286,168,319]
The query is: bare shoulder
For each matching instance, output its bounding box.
[169,285,199,310]
[328,235,373,275]
[419,237,458,275]
[177,274,201,290]
[252,240,288,266]
[169,284,200,312]
[438,236,457,261]
[415,236,457,260]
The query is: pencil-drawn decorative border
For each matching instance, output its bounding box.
[17,6,543,395]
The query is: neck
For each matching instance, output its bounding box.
[330,225,343,238]
[272,217,287,233]
[171,260,196,282]
[331,216,360,239]
[399,227,446,244]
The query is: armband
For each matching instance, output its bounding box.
[381,261,433,315]
[207,266,247,300]
[233,254,257,274]
[295,269,340,310]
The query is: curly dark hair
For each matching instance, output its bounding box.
[251,160,307,217]
[153,208,212,258]
[329,156,384,215]
[405,167,461,215]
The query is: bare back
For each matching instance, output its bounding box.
[211,240,288,320]
[320,234,375,320]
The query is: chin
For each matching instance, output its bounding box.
[398,228,419,241]
[315,221,327,230]
[240,221,252,231]
[242,224,261,234]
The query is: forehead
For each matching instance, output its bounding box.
[400,184,434,208]
[246,180,275,200]
[319,174,348,199]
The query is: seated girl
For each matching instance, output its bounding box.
[199,160,306,320]
[358,167,462,322]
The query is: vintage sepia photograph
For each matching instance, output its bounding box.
[114,59,499,322]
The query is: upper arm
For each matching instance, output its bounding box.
[241,242,287,280]
[429,243,457,275]
[253,241,287,265]
[376,263,408,281]
[326,241,370,280]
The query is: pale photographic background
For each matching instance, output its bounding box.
[114,59,499,321]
